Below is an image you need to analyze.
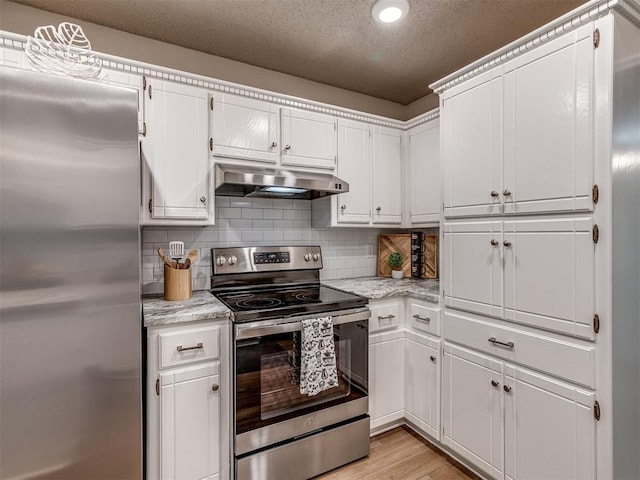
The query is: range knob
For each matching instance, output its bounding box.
[312,253,320,262]
[304,253,311,262]
[216,255,227,266]
[228,255,238,265]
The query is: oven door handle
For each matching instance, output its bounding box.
[235,308,371,340]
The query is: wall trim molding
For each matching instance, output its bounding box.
[0,30,438,130]
[429,0,640,94]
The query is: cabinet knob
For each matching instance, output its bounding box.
[503,240,512,247]
[376,206,381,212]
[270,141,278,148]
[490,191,499,198]
[285,144,291,151]
[212,384,219,392]
[200,195,207,203]
[503,385,512,393]
[503,189,512,197]
[490,239,499,246]
[341,204,346,210]
[430,355,437,362]
[491,380,500,388]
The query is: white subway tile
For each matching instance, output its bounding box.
[273,199,293,209]
[293,220,310,229]
[283,230,303,241]
[293,201,311,210]
[215,196,230,207]
[253,220,274,229]
[142,229,167,243]
[263,209,284,220]
[242,230,264,242]
[194,229,219,242]
[167,230,195,242]
[230,219,253,229]
[218,207,242,219]
[230,198,252,208]
[219,231,242,242]
[263,230,284,241]
[242,208,263,219]
[273,220,293,229]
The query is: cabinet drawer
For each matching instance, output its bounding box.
[444,310,595,388]
[158,325,220,369]
[369,301,401,332]
[407,301,440,336]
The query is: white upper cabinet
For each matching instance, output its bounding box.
[443,220,504,319]
[336,119,372,224]
[210,93,279,164]
[503,23,594,215]
[104,70,145,135]
[443,73,503,218]
[281,108,337,170]
[311,120,405,228]
[142,79,213,224]
[372,125,403,224]
[408,119,440,224]
[443,23,596,218]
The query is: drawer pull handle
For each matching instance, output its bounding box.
[176,342,203,352]
[378,314,395,321]
[503,385,512,393]
[490,191,499,198]
[430,355,437,362]
[491,380,499,388]
[503,241,512,247]
[488,337,514,349]
[490,239,499,246]
[211,384,219,392]
[413,314,430,322]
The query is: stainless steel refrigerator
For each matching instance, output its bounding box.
[0,65,141,479]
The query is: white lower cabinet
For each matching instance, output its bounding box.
[147,321,230,480]
[404,331,440,440]
[443,342,596,480]
[159,363,220,480]
[369,330,405,430]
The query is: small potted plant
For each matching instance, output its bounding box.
[387,252,404,279]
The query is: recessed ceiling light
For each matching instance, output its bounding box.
[372,0,409,24]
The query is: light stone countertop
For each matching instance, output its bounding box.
[142,276,440,327]
[323,277,440,304]
[143,291,230,327]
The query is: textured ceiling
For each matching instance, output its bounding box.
[9,0,585,104]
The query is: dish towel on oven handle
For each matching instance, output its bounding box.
[299,316,338,396]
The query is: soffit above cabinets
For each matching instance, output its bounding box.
[8,0,584,105]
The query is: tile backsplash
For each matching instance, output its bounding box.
[142,196,435,294]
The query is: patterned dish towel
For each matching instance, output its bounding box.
[299,316,338,396]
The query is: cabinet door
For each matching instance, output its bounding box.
[144,80,211,220]
[503,23,594,215]
[210,93,279,164]
[336,119,372,224]
[104,70,145,134]
[442,343,503,478]
[281,108,337,170]
[372,125,402,224]
[443,74,502,217]
[370,337,404,428]
[404,333,440,440]
[503,217,595,340]
[504,365,596,480]
[159,363,220,480]
[444,220,503,318]
[409,120,440,224]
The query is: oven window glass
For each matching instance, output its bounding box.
[235,321,368,435]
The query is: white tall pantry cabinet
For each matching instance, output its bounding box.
[433,3,640,479]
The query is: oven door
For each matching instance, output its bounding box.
[234,307,369,455]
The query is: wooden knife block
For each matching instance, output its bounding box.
[164,265,192,301]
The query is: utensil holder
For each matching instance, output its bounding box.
[164,265,192,301]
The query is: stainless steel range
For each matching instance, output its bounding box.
[211,246,370,480]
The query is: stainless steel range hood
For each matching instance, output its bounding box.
[214,163,349,199]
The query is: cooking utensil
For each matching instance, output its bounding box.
[182,250,199,269]
[157,247,176,269]
[169,241,185,269]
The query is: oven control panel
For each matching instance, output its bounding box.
[253,251,290,264]
[211,246,322,275]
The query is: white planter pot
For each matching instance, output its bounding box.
[391,269,404,279]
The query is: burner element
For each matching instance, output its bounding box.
[235,298,283,310]
[294,292,320,302]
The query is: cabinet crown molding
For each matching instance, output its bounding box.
[0,30,437,130]
[429,0,640,94]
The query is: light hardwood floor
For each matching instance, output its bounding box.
[315,426,480,480]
